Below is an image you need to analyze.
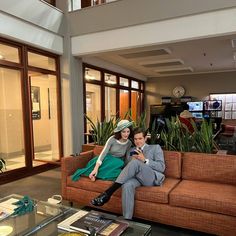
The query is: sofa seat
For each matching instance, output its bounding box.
[68,176,180,204]
[169,180,236,217]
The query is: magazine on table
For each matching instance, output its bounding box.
[98,220,129,236]
[69,210,113,235]
[58,210,129,235]
[0,198,18,220]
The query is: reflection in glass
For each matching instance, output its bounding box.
[0,43,20,63]
[131,80,139,89]
[120,77,129,87]
[29,72,60,163]
[85,68,101,81]
[105,87,116,120]
[131,91,141,121]
[86,83,101,131]
[105,73,117,85]
[119,89,129,118]
[28,52,56,71]
[0,68,25,171]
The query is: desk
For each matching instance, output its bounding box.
[0,194,151,235]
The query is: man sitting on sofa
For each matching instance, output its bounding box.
[91,127,166,219]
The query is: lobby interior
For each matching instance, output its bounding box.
[0,0,236,235]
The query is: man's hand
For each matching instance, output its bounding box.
[132,149,146,162]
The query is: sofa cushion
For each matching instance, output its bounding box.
[182,152,236,185]
[135,178,180,204]
[68,176,180,204]
[68,176,114,194]
[163,151,182,179]
[169,180,236,217]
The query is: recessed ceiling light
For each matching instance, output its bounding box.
[0,54,4,60]
[231,39,236,48]
[233,52,236,61]
[120,48,171,59]
[155,67,193,75]
[140,59,184,68]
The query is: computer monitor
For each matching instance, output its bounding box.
[191,112,203,119]
[187,101,203,112]
[204,100,222,111]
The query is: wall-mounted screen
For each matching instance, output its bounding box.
[191,112,203,119]
[187,101,203,111]
[204,100,222,111]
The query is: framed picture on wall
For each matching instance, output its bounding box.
[31,86,41,120]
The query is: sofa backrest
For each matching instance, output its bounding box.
[163,151,182,179]
[93,145,104,156]
[182,152,236,185]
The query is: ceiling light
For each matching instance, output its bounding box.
[231,39,236,48]
[155,67,193,75]
[233,52,236,61]
[0,54,4,60]
[140,59,184,68]
[120,48,171,59]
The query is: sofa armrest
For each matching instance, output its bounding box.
[61,150,94,199]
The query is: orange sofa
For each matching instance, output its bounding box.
[61,146,236,235]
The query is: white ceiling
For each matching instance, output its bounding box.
[92,34,236,78]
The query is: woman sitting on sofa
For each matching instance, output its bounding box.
[72,120,133,182]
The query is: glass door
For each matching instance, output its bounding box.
[0,67,26,171]
[29,72,60,164]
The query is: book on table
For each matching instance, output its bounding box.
[0,198,18,220]
[99,220,129,236]
[58,210,129,236]
[69,210,113,235]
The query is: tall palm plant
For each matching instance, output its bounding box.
[85,115,119,146]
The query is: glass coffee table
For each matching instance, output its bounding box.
[0,194,151,235]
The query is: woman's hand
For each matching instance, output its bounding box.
[89,169,97,181]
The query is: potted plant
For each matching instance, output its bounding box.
[160,117,217,153]
[84,115,120,146]
[0,158,6,172]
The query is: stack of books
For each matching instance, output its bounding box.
[58,210,129,236]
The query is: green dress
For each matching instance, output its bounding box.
[71,154,124,181]
[71,136,132,181]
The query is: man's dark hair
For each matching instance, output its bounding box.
[133,127,147,137]
[182,103,189,111]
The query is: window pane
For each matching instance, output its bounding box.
[131,91,141,121]
[105,87,116,120]
[120,77,129,87]
[28,52,56,71]
[85,68,101,81]
[0,43,20,63]
[119,89,129,118]
[86,83,101,130]
[105,73,117,85]
[0,67,25,171]
[131,80,139,89]
[29,72,60,163]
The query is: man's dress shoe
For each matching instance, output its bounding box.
[91,192,110,206]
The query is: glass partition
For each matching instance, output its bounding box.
[29,72,60,163]
[105,87,116,120]
[0,68,25,171]
[119,89,129,118]
[0,43,20,63]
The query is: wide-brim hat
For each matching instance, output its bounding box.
[114,120,133,133]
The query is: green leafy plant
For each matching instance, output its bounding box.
[160,117,216,153]
[0,158,6,172]
[124,109,147,131]
[85,115,120,145]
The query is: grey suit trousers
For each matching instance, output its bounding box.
[116,159,156,219]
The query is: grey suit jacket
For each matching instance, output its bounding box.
[126,144,166,185]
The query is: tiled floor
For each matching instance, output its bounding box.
[0,168,213,236]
